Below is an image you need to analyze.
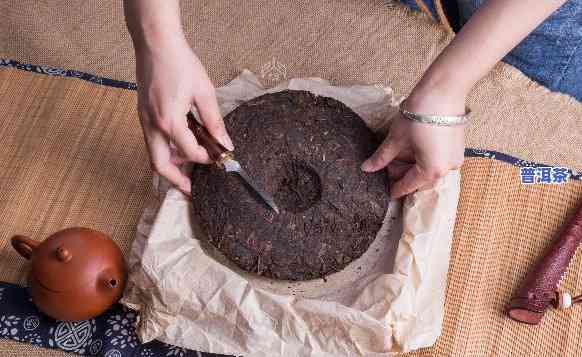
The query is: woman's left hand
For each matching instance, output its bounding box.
[361,90,466,199]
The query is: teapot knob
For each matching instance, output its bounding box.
[56,247,72,263]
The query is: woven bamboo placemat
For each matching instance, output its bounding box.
[1,68,582,356]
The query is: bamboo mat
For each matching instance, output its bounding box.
[0,69,152,284]
[1,67,582,356]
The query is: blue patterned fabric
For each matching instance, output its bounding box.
[0,281,230,357]
[0,59,137,91]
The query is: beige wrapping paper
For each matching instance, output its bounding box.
[122,71,461,356]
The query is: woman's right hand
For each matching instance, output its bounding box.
[134,39,233,194]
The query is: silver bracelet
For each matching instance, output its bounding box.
[399,101,471,126]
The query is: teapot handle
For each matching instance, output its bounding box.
[11,235,39,260]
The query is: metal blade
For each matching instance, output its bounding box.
[223,159,280,214]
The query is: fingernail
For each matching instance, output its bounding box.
[181,179,192,195]
[222,135,234,151]
[361,160,373,172]
[180,185,191,195]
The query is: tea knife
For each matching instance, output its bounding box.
[186,112,280,214]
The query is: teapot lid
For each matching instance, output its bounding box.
[30,228,123,293]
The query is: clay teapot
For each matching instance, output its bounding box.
[11,227,127,321]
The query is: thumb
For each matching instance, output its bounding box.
[361,138,401,173]
[194,94,234,151]
[390,164,431,199]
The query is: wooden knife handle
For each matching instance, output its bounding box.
[186,112,230,163]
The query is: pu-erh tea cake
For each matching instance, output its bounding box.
[191,90,388,281]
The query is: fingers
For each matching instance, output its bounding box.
[170,119,212,164]
[193,92,234,151]
[143,126,192,194]
[390,164,448,199]
[169,145,188,165]
[155,161,192,195]
[361,138,401,173]
[386,161,412,181]
[143,103,212,165]
[389,165,429,199]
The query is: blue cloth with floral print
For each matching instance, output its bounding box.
[400,0,582,101]
[0,281,230,357]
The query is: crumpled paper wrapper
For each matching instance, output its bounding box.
[122,71,461,356]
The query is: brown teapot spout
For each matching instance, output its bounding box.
[11,235,39,260]
[99,267,125,293]
[106,278,119,289]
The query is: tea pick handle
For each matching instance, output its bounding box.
[186,111,232,164]
[11,235,39,260]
